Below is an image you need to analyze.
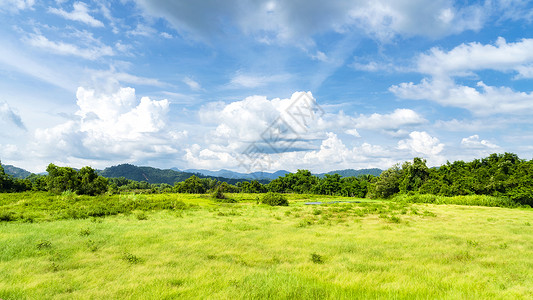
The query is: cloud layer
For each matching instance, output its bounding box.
[33,86,180,167]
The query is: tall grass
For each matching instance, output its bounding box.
[393,193,521,208]
[0,194,532,299]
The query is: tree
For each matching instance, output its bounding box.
[78,166,108,195]
[45,164,108,195]
[46,164,80,194]
[174,175,205,193]
[238,180,266,193]
[370,164,402,198]
[312,174,341,195]
[399,157,430,193]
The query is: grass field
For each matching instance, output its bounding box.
[1,192,532,299]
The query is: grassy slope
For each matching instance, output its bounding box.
[0,193,532,299]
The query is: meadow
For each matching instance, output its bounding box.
[1,192,532,299]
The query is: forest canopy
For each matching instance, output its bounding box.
[1,153,532,206]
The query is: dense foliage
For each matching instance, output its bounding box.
[0,162,31,192]
[46,164,108,195]
[1,153,533,205]
[371,153,533,206]
[261,192,289,206]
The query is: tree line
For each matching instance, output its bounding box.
[0,153,532,206]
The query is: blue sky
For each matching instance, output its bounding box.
[1,0,533,173]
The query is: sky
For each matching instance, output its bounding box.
[1,0,533,173]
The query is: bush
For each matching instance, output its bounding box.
[310,252,324,264]
[261,192,289,206]
[211,186,226,200]
[211,186,237,203]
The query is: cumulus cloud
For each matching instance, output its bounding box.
[391,76,533,116]
[33,86,180,166]
[417,37,533,78]
[461,135,499,149]
[199,92,320,149]
[185,130,398,173]
[188,92,432,172]
[398,131,444,157]
[353,108,426,136]
[391,38,533,115]
[48,2,104,27]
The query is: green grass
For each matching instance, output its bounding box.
[393,193,522,208]
[0,193,532,299]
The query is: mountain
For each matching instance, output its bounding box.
[2,164,32,179]
[99,164,253,185]
[316,168,382,178]
[184,169,290,180]
[184,168,381,180]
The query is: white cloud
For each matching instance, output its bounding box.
[353,108,426,135]
[133,0,493,45]
[184,130,400,173]
[0,144,19,160]
[311,51,329,62]
[345,128,360,137]
[33,86,179,167]
[398,131,444,159]
[188,92,435,172]
[114,42,133,53]
[0,101,26,131]
[160,32,173,39]
[24,33,113,60]
[0,0,34,12]
[48,2,104,27]
[229,73,292,88]
[417,37,533,77]
[391,38,533,115]
[347,0,485,41]
[183,77,201,91]
[0,40,77,90]
[127,24,157,37]
[391,77,533,116]
[88,68,167,88]
[75,87,169,139]
[461,135,499,149]
[434,118,502,132]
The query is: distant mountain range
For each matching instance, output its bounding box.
[182,168,382,180]
[2,164,32,179]
[2,162,382,184]
[181,168,291,180]
[98,164,255,185]
[316,168,382,178]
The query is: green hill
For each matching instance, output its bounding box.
[316,168,382,178]
[98,164,248,185]
[2,164,32,179]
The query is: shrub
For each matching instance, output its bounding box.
[79,228,91,236]
[261,192,289,206]
[122,252,143,264]
[310,252,324,264]
[36,239,52,250]
[135,212,148,220]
